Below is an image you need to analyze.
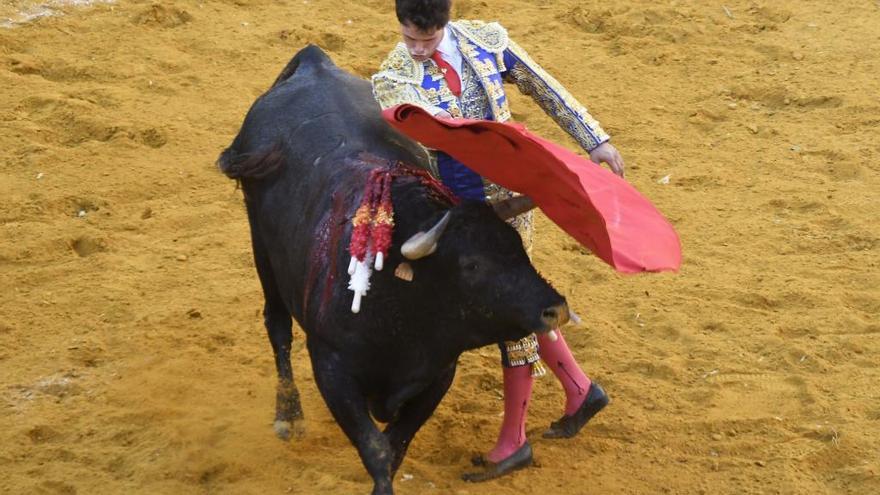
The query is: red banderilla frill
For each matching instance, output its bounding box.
[346,157,458,313]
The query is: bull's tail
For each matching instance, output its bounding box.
[217,141,286,180]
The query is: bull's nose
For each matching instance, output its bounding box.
[540,303,570,329]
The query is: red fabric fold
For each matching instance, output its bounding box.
[382,104,681,273]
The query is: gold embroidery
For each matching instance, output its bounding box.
[457,62,489,119]
[458,42,479,61]
[371,76,432,111]
[373,45,458,115]
[456,38,508,121]
[531,359,547,378]
[372,44,435,111]
[376,43,423,83]
[503,333,540,368]
[495,105,512,123]
[447,101,463,118]
[451,20,509,53]
[425,63,445,82]
[505,39,610,151]
[472,58,499,79]
[486,79,505,101]
[495,51,507,72]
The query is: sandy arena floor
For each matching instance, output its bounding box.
[1,1,878,493]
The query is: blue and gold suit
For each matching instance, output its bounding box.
[372,20,610,371]
[372,20,610,203]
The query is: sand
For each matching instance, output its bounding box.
[1,0,878,493]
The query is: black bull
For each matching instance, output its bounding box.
[219,45,568,495]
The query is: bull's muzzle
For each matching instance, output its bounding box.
[540,303,570,330]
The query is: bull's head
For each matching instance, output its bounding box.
[399,197,568,347]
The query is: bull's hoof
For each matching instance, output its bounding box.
[274,419,305,441]
[370,480,393,495]
[542,382,609,439]
[462,442,533,482]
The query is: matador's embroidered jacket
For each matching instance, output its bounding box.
[372,20,611,203]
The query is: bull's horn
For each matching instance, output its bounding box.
[401,211,452,260]
[493,195,536,220]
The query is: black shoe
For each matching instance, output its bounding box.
[542,382,609,439]
[462,441,533,482]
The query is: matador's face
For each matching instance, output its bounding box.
[400,22,445,62]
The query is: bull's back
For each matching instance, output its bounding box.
[224,45,423,174]
[219,46,428,326]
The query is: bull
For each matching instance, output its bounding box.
[218,45,569,495]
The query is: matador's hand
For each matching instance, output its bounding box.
[589,142,626,178]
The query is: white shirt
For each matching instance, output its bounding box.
[436,27,463,77]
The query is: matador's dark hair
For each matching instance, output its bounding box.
[395,0,451,31]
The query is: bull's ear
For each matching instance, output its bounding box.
[401,211,452,260]
[493,195,536,220]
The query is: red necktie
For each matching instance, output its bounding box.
[431,52,461,97]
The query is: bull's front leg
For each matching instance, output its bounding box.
[384,364,457,477]
[309,345,395,495]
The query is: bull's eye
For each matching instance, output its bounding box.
[459,256,482,274]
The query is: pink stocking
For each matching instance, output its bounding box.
[487,365,533,463]
[537,329,592,415]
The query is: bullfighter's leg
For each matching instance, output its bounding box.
[310,344,395,495]
[485,337,539,463]
[463,363,534,482]
[384,364,457,476]
[537,329,609,439]
[464,336,540,482]
[252,234,304,440]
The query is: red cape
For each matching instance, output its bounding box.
[382,104,681,273]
